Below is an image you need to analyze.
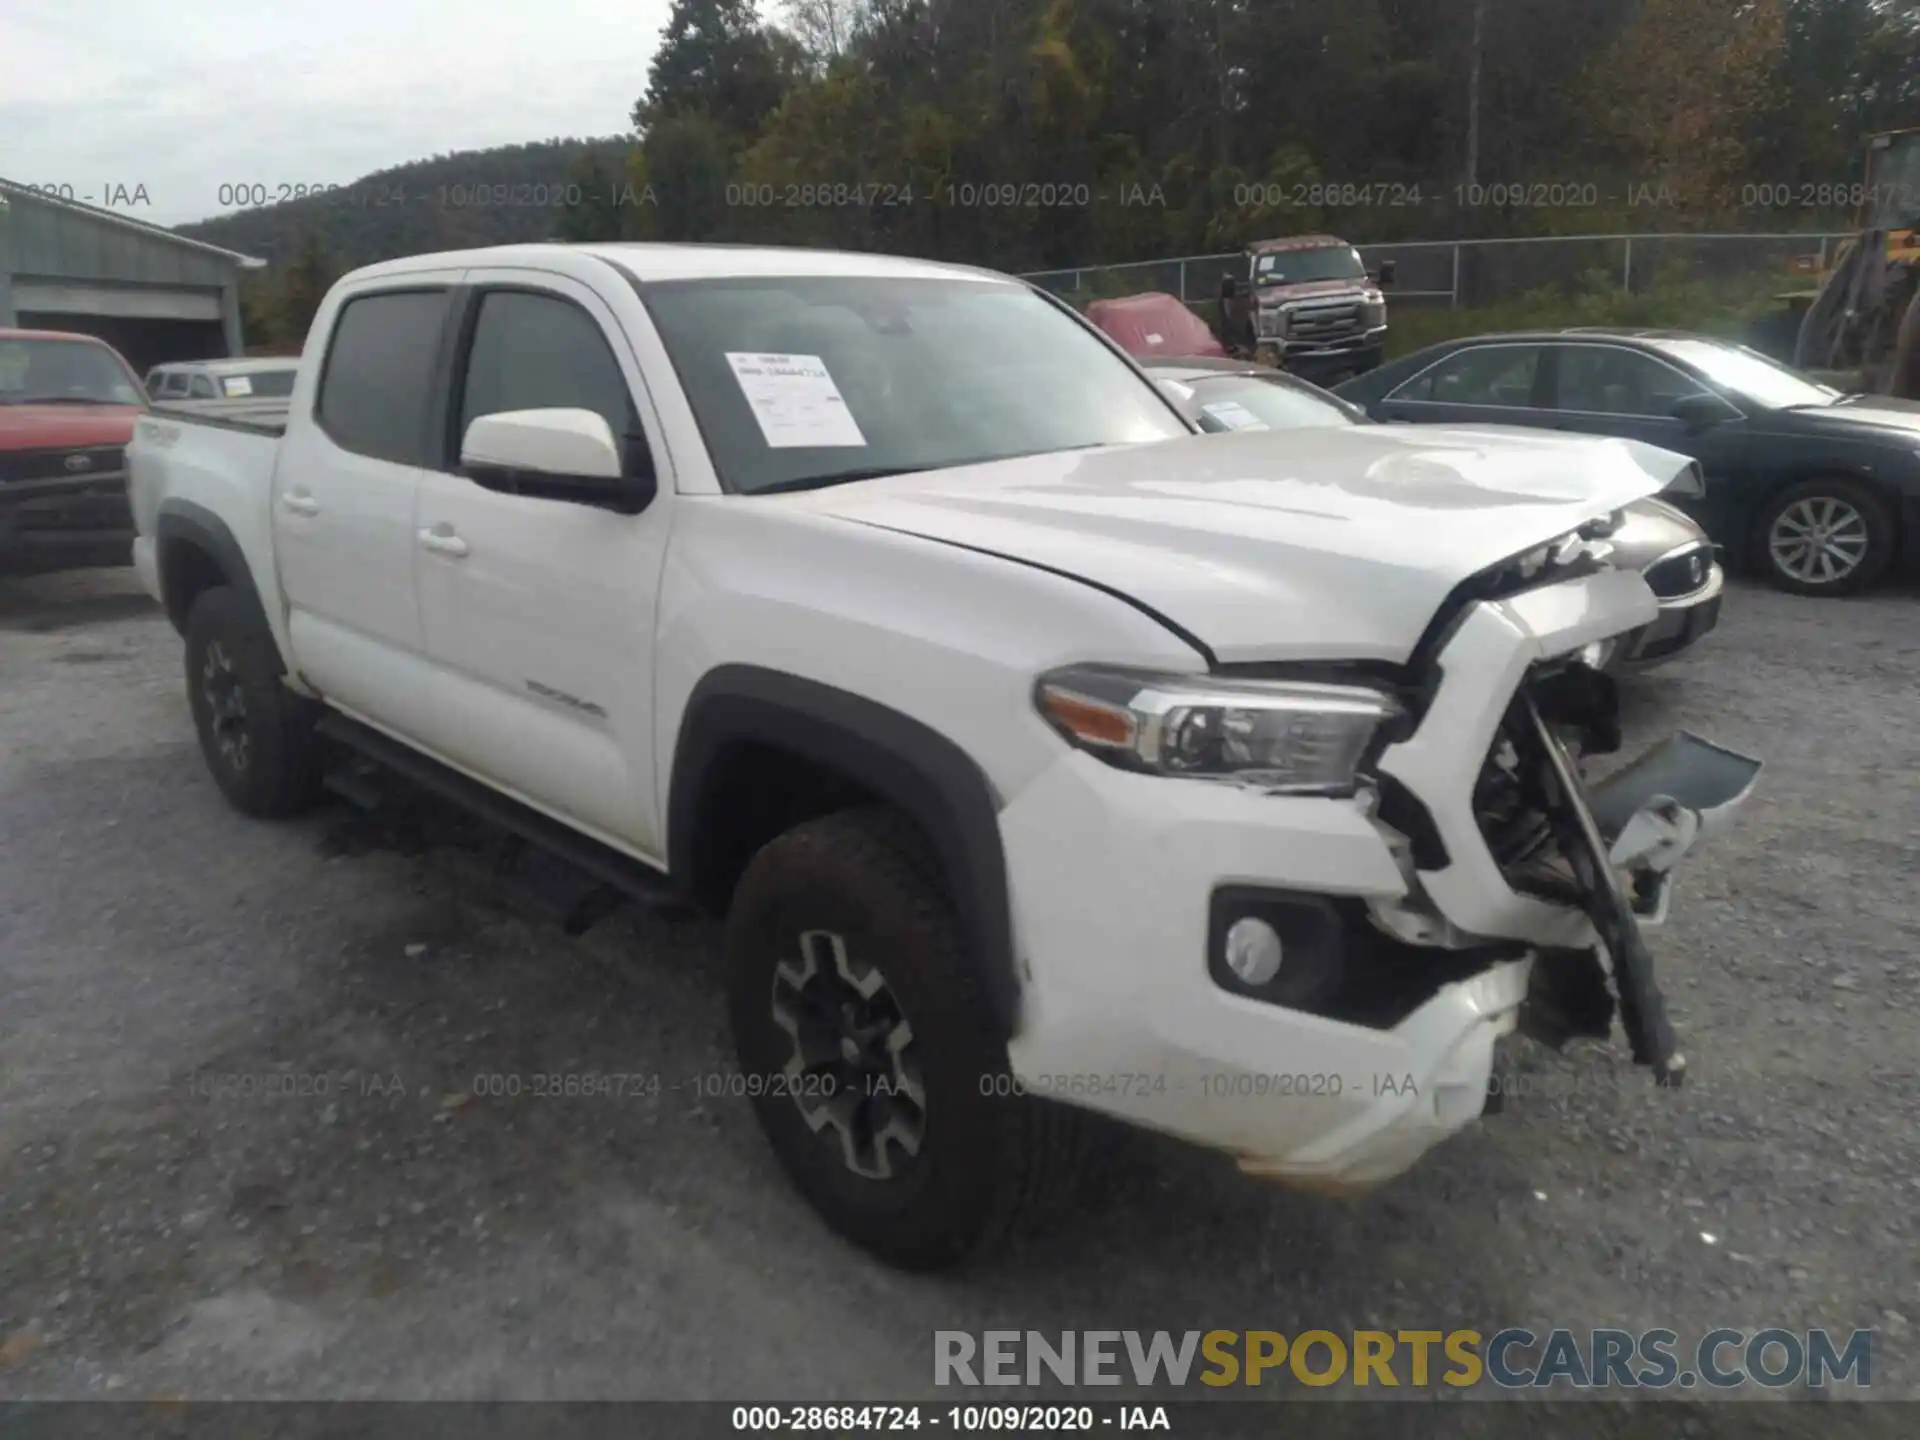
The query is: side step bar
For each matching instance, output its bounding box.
[314,712,690,920]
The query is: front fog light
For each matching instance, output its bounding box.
[1579,639,1617,670]
[1223,917,1284,986]
[1209,892,1346,1010]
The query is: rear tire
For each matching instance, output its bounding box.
[1751,477,1895,596]
[724,807,1082,1270]
[183,586,324,817]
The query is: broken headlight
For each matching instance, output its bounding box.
[1035,664,1403,795]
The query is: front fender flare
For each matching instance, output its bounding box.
[668,666,1020,1039]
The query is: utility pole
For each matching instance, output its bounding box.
[1466,0,1486,187]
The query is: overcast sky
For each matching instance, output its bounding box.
[1,0,674,226]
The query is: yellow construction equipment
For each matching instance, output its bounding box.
[1778,128,1920,396]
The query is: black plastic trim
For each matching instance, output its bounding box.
[668,665,1021,1038]
[1209,885,1525,1030]
[143,408,287,437]
[316,712,684,912]
[152,498,265,636]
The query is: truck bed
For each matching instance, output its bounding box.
[148,398,291,434]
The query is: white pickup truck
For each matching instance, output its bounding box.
[127,243,1759,1270]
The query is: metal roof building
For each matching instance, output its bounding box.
[0,179,265,372]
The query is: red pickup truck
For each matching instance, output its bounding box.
[0,328,148,575]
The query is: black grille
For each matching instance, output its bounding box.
[0,445,127,485]
[1643,545,1712,599]
[1286,303,1365,344]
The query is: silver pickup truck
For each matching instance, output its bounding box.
[146,358,300,423]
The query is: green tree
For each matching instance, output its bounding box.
[637,0,807,144]
[641,113,737,241]
[1574,0,1790,224]
[554,149,634,241]
[276,234,338,347]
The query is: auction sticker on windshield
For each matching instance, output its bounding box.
[1202,400,1268,431]
[725,352,868,449]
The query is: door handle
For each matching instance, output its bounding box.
[280,492,320,517]
[418,527,470,559]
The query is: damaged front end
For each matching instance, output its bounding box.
[1374,549,1760,1095]
[1474,662,1760,1084]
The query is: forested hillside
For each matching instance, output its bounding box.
[176,138,636,270]
[192,0,1920,345]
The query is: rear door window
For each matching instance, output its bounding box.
[316,289,451,465]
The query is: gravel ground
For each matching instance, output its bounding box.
[1,566,1916,1428]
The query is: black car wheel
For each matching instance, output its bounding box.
[724,807,1084,1270]
[1753,478,1895,597]
[183,587,324,816]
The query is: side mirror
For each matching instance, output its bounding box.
[1219,274,1239,301]
[1664,463,1707,499]
[460,407,655,513]
[1374,259,1397,286]
[1669,393,1734,431]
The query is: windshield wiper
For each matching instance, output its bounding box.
[6,395,123,406]
[749,464,940,495]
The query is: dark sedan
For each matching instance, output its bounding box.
[1335,329,1920,595]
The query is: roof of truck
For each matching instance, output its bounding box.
[0,326,120,345]
[344,243,1009,286]
[148,357,299,376]
[1248,235,1351,252]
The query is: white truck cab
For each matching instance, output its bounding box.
[126,243,1758,1269]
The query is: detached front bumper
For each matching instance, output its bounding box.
[1001,566,1758,1189]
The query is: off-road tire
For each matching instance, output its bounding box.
[183,586,324,817]
[1751,477,1896,597]
[724,806,1084,1270]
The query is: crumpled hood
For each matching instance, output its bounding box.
[781,426,1691,663]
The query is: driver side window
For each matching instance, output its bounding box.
[1392,346,1542,408]
[1554,345,1712,418]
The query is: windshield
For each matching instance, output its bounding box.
[640,276,1189,493]
[1253,246,1366,286]
[1651,339,1839,410]
[0,338,144,406]
[1179,373,1362,433]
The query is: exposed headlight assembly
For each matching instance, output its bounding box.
[1512,515,1621,580]
[1035,665,1403,795]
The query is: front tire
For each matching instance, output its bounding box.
[1752,478,1895,596]
[724,808,1079,1270]
[183,586,323,817]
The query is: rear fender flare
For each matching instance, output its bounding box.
[153,499,273,647]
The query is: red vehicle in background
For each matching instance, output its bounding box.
[0,328,148,575]
[1084,292,1228,360]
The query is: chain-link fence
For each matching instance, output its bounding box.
[1024,232,1857,311]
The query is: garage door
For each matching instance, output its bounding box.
[14,311,227,375]
[10,280,222,322]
